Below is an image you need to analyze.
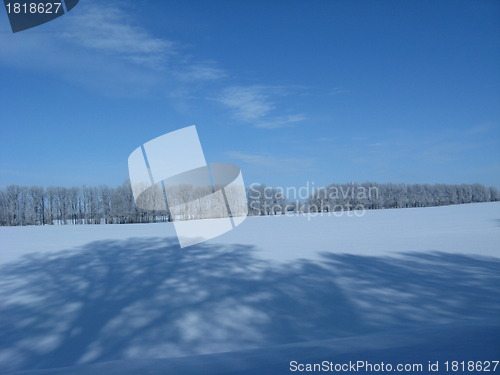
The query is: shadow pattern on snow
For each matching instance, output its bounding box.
[0,237,499,372]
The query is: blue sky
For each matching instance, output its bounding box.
[0,0,499,189]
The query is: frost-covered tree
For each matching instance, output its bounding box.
[0,182,498,226]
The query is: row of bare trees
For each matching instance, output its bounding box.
[248,182,499,215]
[0,182,498,226]
[0,182,150,226]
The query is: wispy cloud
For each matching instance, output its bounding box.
[226,150,318,184]
[0,1,225,96]
[419,142,484,163]
[463,123,498,136]
[227,151,315,171]
[217,85,306,129]
[217,86,274,121]
[329,87,349,96]
[175,64,226,82]
[61,4,175,69]
[0,2,308,126]
[255,114,306,129]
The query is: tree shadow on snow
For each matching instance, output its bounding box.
[0,238,499,372]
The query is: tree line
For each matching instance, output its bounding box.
[248,182,499,215]
[0,182,498,226]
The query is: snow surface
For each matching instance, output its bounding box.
[0,202,499,374]
[2,202,499,265]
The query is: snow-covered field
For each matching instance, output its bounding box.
[0,202,499,374]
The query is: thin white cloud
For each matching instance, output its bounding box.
[419,142,483,163]
[0,1,225,96]
[0,2,309,125]
[226,150,317,183]
[463,123,498,135]
[217,86,274,122]
[329,87,349,95]
[255,114,306,129]
[61,4,174,69]
[227,151,315,170]
[316,137,337,142]
[217,86,306,129]
[176,64,226,82]
[0,29,164,97]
